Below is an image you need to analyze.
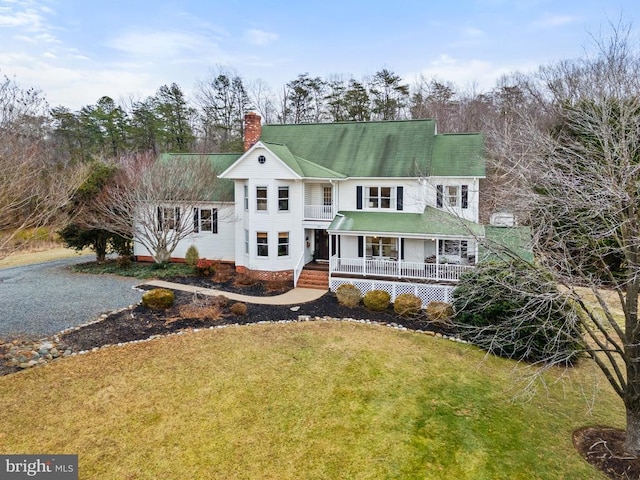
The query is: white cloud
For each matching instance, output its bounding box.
[533,14,577,28]
[461,27,484,38]
[106,30,212,59]
[244,28,278,46]
[408,54,539,92]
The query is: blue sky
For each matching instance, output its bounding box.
[0,0,638,110]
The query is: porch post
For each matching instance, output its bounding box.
[397,236,401,278]
[474,240,479,265]
[328,232,333,275]
[436,239,440,280]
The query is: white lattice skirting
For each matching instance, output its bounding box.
[329,278,454,307]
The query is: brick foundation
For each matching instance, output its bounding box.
[235,265,293,282]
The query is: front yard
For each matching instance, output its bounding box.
[0,321,621,479]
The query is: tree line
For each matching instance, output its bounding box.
[42,66,535,159]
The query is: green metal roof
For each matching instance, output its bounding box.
[328,207,485,237]
[431,134,485,177]
[160,153,240,201]
[479,226,534,262]
[259,120,485,178]
[263,142,346,179]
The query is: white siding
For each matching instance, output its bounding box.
[336,179,426,214]
[425,177,480,222]
[222,146,299,180]
[236,178,306,272]
[134,204,236,261]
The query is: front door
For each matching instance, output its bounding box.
[314,229,329,261]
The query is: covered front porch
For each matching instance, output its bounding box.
[327,208,484,283]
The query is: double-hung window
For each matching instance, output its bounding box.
[278,232,289,256]
[278,186,289,211]
[243,185,249,211]
[436,184,469,209]
[366,187,392,209]
[193,208,217,233]
[256,186,267,211]
[158,206,180,231]
[257,232,268,256]
[446,186,459,207]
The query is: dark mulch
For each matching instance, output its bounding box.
[56,288,455,353]
[573,426,640,479]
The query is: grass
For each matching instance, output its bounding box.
[71,259,194,279]
[0,321,621,479]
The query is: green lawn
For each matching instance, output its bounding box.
[0,321,621,479]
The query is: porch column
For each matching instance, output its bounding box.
[436,239,440,280]
[474,240,479,265]
[397,236,401,277]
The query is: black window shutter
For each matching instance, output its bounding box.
[193,208,199,233]
[401,238,405,260]
[176,207,181,224]
[356,186,363,210]
[436,185,443,208]
[397,186,403,211]
[357,236,364,257]
[461,185,468,209]
[213,209,218,234]
[157,207,163,231]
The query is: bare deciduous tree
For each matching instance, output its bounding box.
[0,75,87,258]
[87,152,226,263]
[474,24,640,454]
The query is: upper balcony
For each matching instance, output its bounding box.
[304,204,335,221]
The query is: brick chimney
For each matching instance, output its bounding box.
[243,112,262,151]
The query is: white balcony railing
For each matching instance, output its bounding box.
[304,204,334,221]
[329,256,473,282]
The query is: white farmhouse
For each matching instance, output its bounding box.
[134,113,494,304]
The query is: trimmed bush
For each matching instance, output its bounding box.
[394,293,423,317]
[185,245,200,268]
[336,284,362,307]
[230,302,248,316]
[195,258,215,277]
[452,261,583,364]
[363,290,391,311]
[425,301,454,324]
[142,288,175,309]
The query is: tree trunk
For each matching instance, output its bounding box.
[626,409,640,455]
[154,248,171,264]
[94,234,107,263]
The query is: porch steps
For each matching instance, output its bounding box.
[296,265,330,290]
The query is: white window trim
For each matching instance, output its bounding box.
[278,186,289,212]
[257,231,268,257]
[365,186,394,210]
[278,231,289,257]
[256,186,268,212]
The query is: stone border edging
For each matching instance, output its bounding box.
[2,307,466,373]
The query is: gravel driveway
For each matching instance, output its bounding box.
[0,256,143,340]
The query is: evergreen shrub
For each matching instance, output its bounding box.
[363,289,391,311]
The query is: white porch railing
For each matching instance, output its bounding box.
[304,204,334,221]
[330,256,473,282]
[293,251,306,287]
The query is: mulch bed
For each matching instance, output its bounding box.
[0,275,455,376]
[56,288,454,353]
[573,427,640,479]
